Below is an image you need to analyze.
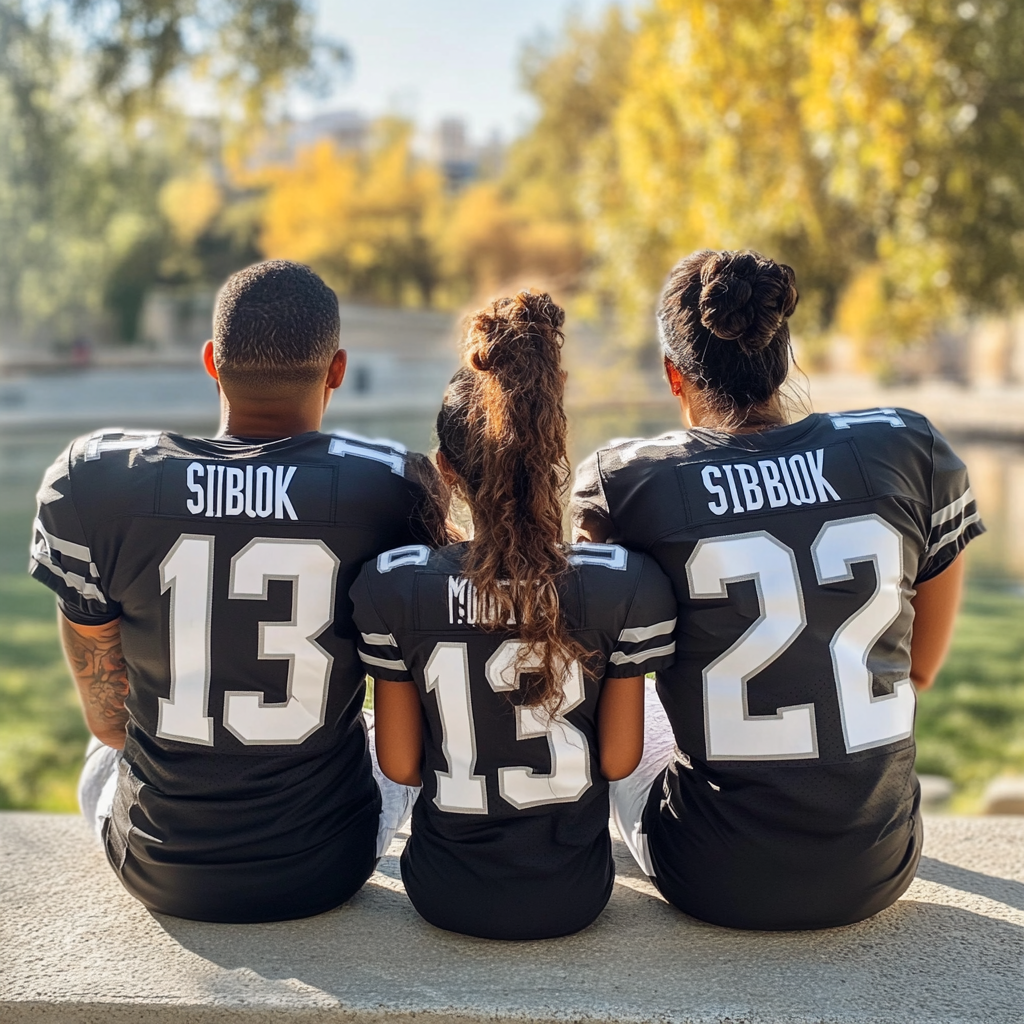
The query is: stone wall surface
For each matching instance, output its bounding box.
[1,813,1022,1024]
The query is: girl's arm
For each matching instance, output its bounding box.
[373,678,424,786]
[597,675,645,780]
[910,552,966,691]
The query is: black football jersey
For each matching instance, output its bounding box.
[30,427,441,922]
[571,408,985,929]
[350,541,677,939]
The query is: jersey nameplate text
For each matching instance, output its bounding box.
[158,460,334,523]
[446,576,515,627]
[680,442,869,524]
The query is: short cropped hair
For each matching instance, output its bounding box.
[212,260,340,391]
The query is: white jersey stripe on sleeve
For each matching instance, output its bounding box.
[359,652,409,672]
[32,517,95,567]
[360,631,399,647]
[618,618,677,644]
[930,487,976,529]
[925,511,982,558]
[31,550,107,604]
[610,642,676,666]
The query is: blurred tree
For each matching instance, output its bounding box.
[252,120,585,310]
[436,182,584,303]
[507,6,634,225]
[160,171,224,249]
[255,120,445,306]
[64,0,346,121]
[0,0,337,346]
[516,0,1024,363]
[0,4,149,342]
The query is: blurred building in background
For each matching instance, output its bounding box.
[288,110,369,155]
[429,118,503,192]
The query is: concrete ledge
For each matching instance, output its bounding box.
[1,813,1022,1024]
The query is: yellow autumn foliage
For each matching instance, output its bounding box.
[250,118,582,308]
[507,0,1024,362]
[437,182,582,300]
[587,0,970,348]
[159,171,224,246]
[239,0,1023,364]
[255,120,444,305]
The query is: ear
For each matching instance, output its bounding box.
[325,349,347,391]
[664,356,684,396]
[202,340,219,381]
[665,358,696,428]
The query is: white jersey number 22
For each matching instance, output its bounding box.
[688,513,915,761]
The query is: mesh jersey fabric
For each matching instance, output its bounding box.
[350,541,677,939]
[30,427,441,922]
[570,408,985,929]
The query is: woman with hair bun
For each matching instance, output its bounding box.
[350,291,677,940]
[571,249,984,930]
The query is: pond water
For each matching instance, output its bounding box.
[1,405,1021,588]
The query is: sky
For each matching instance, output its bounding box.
[305,0,614,143]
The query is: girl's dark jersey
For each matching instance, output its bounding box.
[29,427,440,922]
[570,409,985,929]
[350,541,677,939]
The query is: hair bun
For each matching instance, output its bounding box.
[698,251,798,354]
[466,290,565,372]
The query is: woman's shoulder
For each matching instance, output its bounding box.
[582,430,695,475]
[363,542,467,583]
[816,406,953,478]
[566,543,677,671]
[567,544,674,617]
[571,431,697,523]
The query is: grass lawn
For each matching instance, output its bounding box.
[0,573,90,810]
[915,584,1024,810]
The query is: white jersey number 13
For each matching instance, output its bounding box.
[157,534,339,746]
[424,640,592,814]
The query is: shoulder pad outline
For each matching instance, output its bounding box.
[568,543,628,570]
[329,430,409,476]
[377,545,431,573]
[82,428,162,462]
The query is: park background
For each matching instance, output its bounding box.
[0,0,1022,815]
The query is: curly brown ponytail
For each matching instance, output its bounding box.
[436,290,585,712]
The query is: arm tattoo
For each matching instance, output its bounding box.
[60,618,130,736]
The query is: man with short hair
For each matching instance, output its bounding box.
[30,260,441,922]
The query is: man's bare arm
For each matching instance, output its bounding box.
[59,613,130,749]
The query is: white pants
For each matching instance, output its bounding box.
[78,711,418,858]
[78,737,122,841]
[608,679,677,878]
[365,708,420,856]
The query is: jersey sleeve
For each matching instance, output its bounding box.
[349,562,414,682]
[606,554,678,678]
[29,444,122,626]
[570,451,617,543]
[917,424,986,583]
